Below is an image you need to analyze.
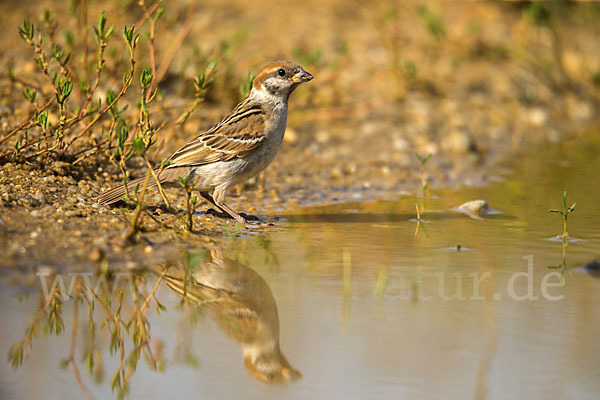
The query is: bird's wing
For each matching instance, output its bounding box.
[166,100,266,167]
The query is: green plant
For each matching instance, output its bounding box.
[522,2,551,27]
[125,170,152,243]
[592,71,600,86]
[415,152,431,197]
[0,11,143,162]
[373,5,409,97]
[415,5,446,42]
[402,60,418,85]
[1,3,204,200]
[548,190,576,239]
[239,71,255,98]
[174,59,216,124]
[178,176,199,232]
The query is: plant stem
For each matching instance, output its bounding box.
[145,157,170,209]
[125,168,152,242]
[60,56,136,154]
[184,183,193,232]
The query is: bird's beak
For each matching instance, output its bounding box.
[290,68,313,83]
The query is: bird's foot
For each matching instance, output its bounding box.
[205,208,272,226]
[244,219,274,228]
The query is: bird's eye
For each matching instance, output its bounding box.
[277,68,286,77]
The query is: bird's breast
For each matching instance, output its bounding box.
[190,102,288,190]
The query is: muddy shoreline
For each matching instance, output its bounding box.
[1,118,597,283]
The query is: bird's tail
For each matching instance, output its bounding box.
[96,172,160,205]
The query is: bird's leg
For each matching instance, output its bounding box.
[211,188,267,225]
[200,191,227,215]
[212,188,247,224]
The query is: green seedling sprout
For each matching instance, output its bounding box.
[548,190,576,239]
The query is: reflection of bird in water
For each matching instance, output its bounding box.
[155,248,302,383]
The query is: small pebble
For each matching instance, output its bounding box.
[457,200,490,219]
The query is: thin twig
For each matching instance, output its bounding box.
[145,157,170,208]
[139,1,158,101]
[60,57,136,154]
[4,73,42,91]
[0,97,54,147]
[144,341,157,370]
[141,273,165,315]
[71,139,113,165]
[154,10,192,89]
[80,0,89,110]
[108,3,158,80]
[87,288,117,325]
[125,168,152,242]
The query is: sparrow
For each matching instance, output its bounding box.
[97,61,313,225]
[154,247,302,383]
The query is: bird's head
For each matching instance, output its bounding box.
[252,61,313,99]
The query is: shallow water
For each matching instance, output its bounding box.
[2,132,600,399]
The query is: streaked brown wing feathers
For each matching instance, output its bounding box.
[167,101,266,167]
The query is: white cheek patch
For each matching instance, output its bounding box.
[263,77,280,91]
[255,76,292,105]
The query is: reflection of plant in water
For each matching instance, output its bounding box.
[374,266,388,298]
[256,235,280,272]
[7,273,166,400]
[414,203,423,236]
[8,247,300,396]
[547,235,572,285]
[548,190,576,239]
[8,287,64,370]
[229,235,281,272]
[223,221,244,241]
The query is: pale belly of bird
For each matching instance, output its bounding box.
[187,138,282,192]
